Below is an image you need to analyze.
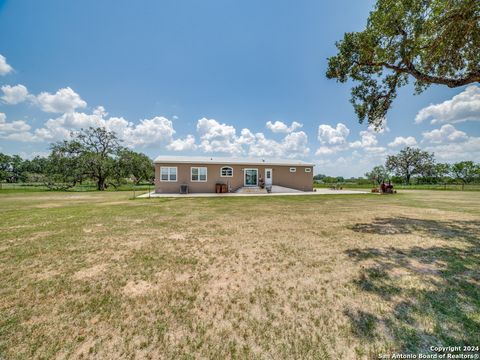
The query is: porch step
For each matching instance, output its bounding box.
[235,186,268,194]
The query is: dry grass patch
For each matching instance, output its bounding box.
[73,264,108,281]
[0,190,479,359]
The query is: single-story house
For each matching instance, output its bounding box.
[154,156,314,193]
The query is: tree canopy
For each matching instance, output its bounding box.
[326,0,480,128]
[0,154,27,183]
[385,147,435,184]
[51,127,122,190]
[49,127,155,190]
[116,149,154,185]
[0,127,155,191]
[450,161,480,186]
[365,165,390,184]
[46,140,85,190]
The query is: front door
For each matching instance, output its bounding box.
[265,168,272,187]
[244,169,258,186]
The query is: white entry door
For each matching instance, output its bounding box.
[265,168,272,187]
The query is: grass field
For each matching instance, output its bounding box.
[1,190,479,359]
[0,182,154,193]
[314,183,480,191]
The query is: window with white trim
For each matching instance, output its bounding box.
[160,167,177,182]
[220,166,233,177]
[191,167,207,182]
[305,168,312,173]
[289,167,297,173]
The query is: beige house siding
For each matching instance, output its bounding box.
[154,163,313,193]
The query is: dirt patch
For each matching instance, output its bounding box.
[83,224,104,234]
[174,272,193,282]
[73,264,108,280]
[120,238,147,251]
[168,233,186,241]
[74,338,96,358]
[123,280,154,297]
[33,269,61,280]
[0,244,11,253]
[28,231,55,241]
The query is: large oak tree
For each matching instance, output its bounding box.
[51,127,121,190]
[450,161,480,189]
[326,0,480,128]
[386,147,435,184]
[51,127,153,191]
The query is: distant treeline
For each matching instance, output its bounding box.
[0,127,154,191]
[315,147,480,188]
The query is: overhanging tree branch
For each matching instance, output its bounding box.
[326,0,480,127]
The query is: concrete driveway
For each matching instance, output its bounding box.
[137,188,369,198]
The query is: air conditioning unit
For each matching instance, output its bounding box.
[180,184,188,194]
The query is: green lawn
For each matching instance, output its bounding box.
[0,190,479,359]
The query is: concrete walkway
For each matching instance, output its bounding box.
[137,188,368,198]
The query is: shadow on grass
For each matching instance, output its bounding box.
[345,217,480,352]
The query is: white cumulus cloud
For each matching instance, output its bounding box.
[266,120,303,133]
[315,146,338,156]
[237,128,256,145]
[247,133,284,157]
[17,107,175,148]
[317,123,350,145]
[33,108,128,141]
[388,136,418,147]
[123,116,175,147]
[0,112,30,133]
[415,85,480,124]
[424,137,480,162]
[167,135,197,151]
[350,130,378,149]
[196,118,243,154]
[282,131,309,157]
[0,55,13,75]
[0,113,35,141]
[1,84,31,104]
[363,146,387,154]
[194,118,309,158]
[315,122,390,157]
[422,124,468,144]
[35,87,87,113]
[248,131,309,158]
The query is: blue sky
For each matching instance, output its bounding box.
[0,0,479,177]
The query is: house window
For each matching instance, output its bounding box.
[220,166,233,177]
[160,167,177,182]
[305,168,312,173]
[289,167,297,173]
[191,167,207,182]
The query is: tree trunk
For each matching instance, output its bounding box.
[97,178,106,191]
